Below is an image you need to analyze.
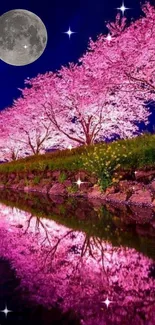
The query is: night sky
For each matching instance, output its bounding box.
[0,0,155,130]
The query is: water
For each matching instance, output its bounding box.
[0,190,155,325]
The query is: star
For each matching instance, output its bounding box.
[23,45,28,49]
[102,297,113,308]
[106,34,113,41]
[64,27,75,39]
[116,2,130,15]
[74,178,84,188]
[68,144,73,150]
[0,305,12,317]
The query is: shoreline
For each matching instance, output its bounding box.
[0,167,155,209]
[1,181,155,209]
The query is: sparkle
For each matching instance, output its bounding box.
[74,178,84,188]
[64,27,75,39]
[116,2,130,15]
[0,305,12,317]
[106,34,113,41]
[23,45,28,49]
[68,144,73,150]
[102,297,113,308]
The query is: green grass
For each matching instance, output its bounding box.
[58,172,67,183]
[33,175,41,185]
[0,133,155,175]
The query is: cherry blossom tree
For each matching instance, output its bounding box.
[10,102,56,155]
[0,142,21,161]
[81,2,155,108]
[0,98,64,158]
[9,113,53,156]
[0,108,23,160]
[19,60,150,146]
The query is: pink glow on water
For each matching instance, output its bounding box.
[0,203,155,324]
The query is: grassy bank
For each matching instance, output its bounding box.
[0,133,155,186]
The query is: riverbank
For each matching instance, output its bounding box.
[1,167,155,208]
[0,133,155,208]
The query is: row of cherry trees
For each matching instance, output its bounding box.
[0,2,155,160]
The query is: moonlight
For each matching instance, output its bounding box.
[0,9,48,66]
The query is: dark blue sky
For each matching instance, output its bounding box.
[0,0,155,130]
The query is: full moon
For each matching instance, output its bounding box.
[0,9,48,66]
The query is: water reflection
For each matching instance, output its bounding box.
[0,192,155,324]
